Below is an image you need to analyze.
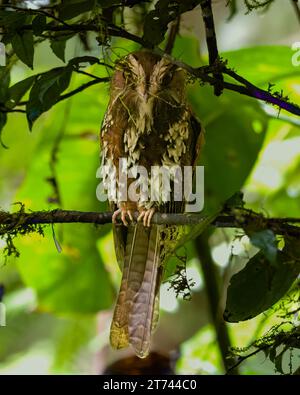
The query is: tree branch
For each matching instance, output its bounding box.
[9,62,300,117]
[1,6,300,118]
[0,107,26,113]
[0,208,299,236]
[164,17,180,55]
[15,78,110,110]
[20,23,147,46]
[200,0,224,96]
[195,232,239,374]
[73,69,107,81]
[161,57,300,117]
[0,4,72,27]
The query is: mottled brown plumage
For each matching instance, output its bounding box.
[100,50,203,358]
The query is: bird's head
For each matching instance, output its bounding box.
[114,50,187,105]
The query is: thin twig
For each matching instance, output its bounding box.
[226,345,269,373]
[195,232,239,374]
[17,78,110,109]
[58,78,110,102]
[74,69,106,80]
[19,23,147,46]
[164,17,180,55]
[161,54,300,117]
[0,4,71,28]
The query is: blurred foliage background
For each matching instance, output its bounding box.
[0,0,299,375]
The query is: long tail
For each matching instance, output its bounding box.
[110,223,161,358]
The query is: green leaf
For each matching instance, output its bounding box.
[50,39,67,62]
[269,346,277,363]
[223,46,298,86]
[183,39,270,216]
[11,31,34,69]
[275,349,287,374]
[51,224,63,254]
[26,67,72,129]
[50,33,75,63]
[250,229,277,265]
[190,87,267,214]
[0,11,27,29]
[32,14,47,35]
[58,0,96,20]
[0,112,8,149]
[58,0,119,20]
[15,84,114,314]
[175,213,218,251]
[97,0,122,6]
[7,76,36,108]
[143,0,201,46]
[52,317,95,371]
[0,66,10,102]
[227,0,238,20]
[224,249,300,322]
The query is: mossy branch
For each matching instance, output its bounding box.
[0,207,300,234]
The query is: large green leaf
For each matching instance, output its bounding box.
[247,121,300,218]
[223,46,300,106]
[0,11,27,29]
[0,112,7,148]
[223,46,298,86]
[0,67,10,143]
[224,242,300,323]
[173,38,271,214]
[189,86,268,214]
[50,34,75,63]
[143,0,201,46]
[32,14,47,36]
[58,0,96,20]
[50,39,68,63]
[58,0,129,20]
[7,76,36,108]
[0,66,10,102]
[11,31,34,69]
[15,77,113,314]
[26,67,72,129]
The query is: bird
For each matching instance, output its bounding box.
[100,49,203,358]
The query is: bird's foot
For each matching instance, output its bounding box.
[137,207,156,227]
[112,207,134,227]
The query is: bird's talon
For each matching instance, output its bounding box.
[137,211,145,222]
[138,208,156,227]
[147,208,155,227]
[128,210,134,222]
[112,208,121,224]
[112,208,135,226]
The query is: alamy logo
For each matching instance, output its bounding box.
[96,159,205,213]
[0,42,6,66]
